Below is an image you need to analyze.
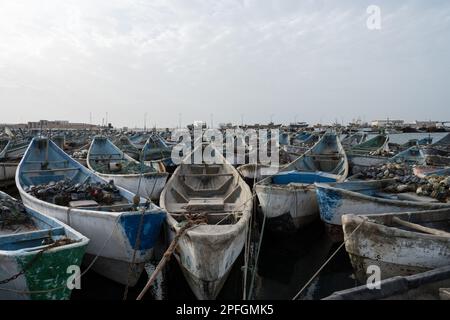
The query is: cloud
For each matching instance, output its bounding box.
[0,0,449,126]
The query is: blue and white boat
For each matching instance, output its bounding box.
[316,179,450,242]
[142,133,177,173]
[0,191,89,300]
[16,138,166,286]
[87,136,168,201]
[255,132,348,233]
[389,146,426,165]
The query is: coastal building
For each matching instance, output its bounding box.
[371,119,404,127]
[27,120,98,130]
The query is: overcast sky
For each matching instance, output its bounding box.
[0,0,449,128]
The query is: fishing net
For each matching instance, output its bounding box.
[0,198,35,229]
[90,159,155,174]
[25,178,127,207]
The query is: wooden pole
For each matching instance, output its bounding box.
[136,222,193,300]
[392,217,450,237]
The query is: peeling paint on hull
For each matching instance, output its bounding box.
[316,180,450,241]
[342,212,450,284]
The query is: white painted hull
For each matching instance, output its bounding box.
[237,164,280,183]
[160,154,252,300]
[178,260,232,300]
[94,172,168,201]
[317,185,450,228]
[256,184,318,232]
[166,222,247,300]
[18,191,150,286]
[343,213,450,283]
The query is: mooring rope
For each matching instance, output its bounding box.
[291,217,368,300]
[136,215,206,300]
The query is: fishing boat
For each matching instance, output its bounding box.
[347,134,390,174]
[323,265,450,300]
[87,136,168,201]
[283,133,320,162]
[0,191,89,300]
[255,132,348,233]
[0,138,27,187]
[342,208,450,283]
[130,133,150,150]
[389,146,426,165]
[341,132,368,148]
[431,133,450,151]
[237,164,282,186]
[113,135,141,161]
[316,179,450,241]
[16,138,166,286]
[0,137,32,160]
[160,144,252,300]
[142,133,177,173]
[292,131,312,146]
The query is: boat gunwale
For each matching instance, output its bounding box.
[315,179,450,211]
[343,210,450,242]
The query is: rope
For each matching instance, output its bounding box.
[242,160,259,299]
[247,199,266,300]
[291,217,368,300]
[136,216,206,300]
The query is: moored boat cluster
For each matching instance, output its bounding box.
[0,126,450,300]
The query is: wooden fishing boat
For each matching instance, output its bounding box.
[292,131,312,146]
[16,138,166,286]
[389,146,426,165]
[0,191,89,300]
[431,133,450,152]
[237,164,281,186]
[160,144,252,300]
[341,132,368,148]
[0,138,31,161]
[323,265,450,300]
[130,133,150,150]
[347,134,390,174]
[142,134,177,173]
[342,209,450,284]
[0,139,23,187]
[87,136,168,201]
[316,179,450,242]
[113,135,141,161]
[255,132,348,233]
[283,134,320,162]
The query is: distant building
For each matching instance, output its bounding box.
[27,120,98,130]
[288,122,309,131]
[371,119,404,127]
[415,120,439,128]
